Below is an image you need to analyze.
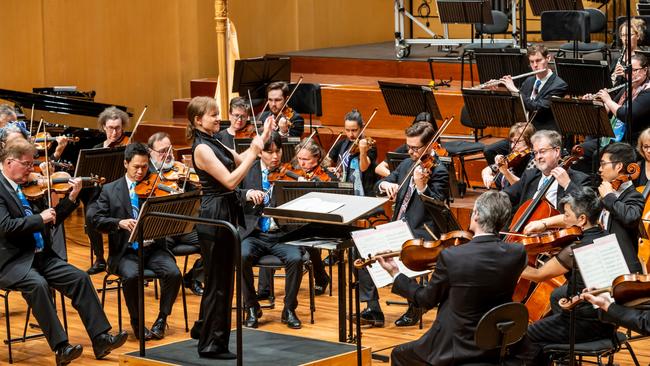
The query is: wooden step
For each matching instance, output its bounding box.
[173,98,191,119]
[191,78,217,98]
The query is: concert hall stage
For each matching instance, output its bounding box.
[119,328,371,366]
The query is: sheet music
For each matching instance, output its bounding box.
[281,197,344,213]
[351,220,430,288]
[573,234,630,291]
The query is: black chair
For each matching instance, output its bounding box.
[170,244,202,332]
[543,331,641,366]
[557,9,610,61]
[542,10,609,61]
[253,252,316,324]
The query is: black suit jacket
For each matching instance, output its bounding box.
[258,111,305,137]
[520,73,568,131]
[601,185,644,273]
[392,235,527,365]
[375,158,449,239]
[503,167,589,212]
[0,174,78,288]
[604,303,650,335]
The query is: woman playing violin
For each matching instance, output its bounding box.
[259,81,304,138]
[215,96,251,149]
[291,138,337,181]
[481,122,535,189]
[96,106,129,148]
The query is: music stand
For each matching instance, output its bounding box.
[437,0,493,48]
[462,89,528,128]
[233,137,300,164]
[378,81,443,130]
[74,146,127,184]
[473,48,530,87]
[419,194,463,235]
[386,152,410,171]
[528,0,583,16]
[555,58,612,97]
[232,56,291,101]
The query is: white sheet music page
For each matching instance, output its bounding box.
[281,197,344,213]
[351,220,430,288]
[573,233,630,291]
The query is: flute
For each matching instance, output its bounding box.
[472,69,548,89]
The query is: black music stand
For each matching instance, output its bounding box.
[74,146,127,184]
[233,136,300,164]
[386,152,411,171]
[287,83,323,134]
[420,194,463,234]
[378,81,443,130]
[462,89,528,128]
[437,0,493,48]
[528,0,583,16]
[555,58,612,96]
[470,48,531,88]
[232,56,291,101]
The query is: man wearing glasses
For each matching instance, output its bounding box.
[216,96,252,149]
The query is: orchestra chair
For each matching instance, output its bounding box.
[460,10,511,86]
[1,288,68,364]
[542,331,640,366]
[170,243,202,332]
[542,10,609,61]
[462,302,528,366]
[253,252,316,324]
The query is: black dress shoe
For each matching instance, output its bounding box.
[150,317,167,340]
[244,306,262,328]
[256,291,271,301]
[92,331,128,359]
[187,280,204,296]
[190,321,201,340]
[394,305,423,327]
[314,276,330,296]
[199,350,237,359]
[131,323,153,341]
[55,343,83,366]
[355,308,385,327]
[281,308,302,329]
[86,260,106,275]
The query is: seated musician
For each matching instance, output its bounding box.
[376,191,526,365]
[612,19,647,86]
[375,112,432,178]
[240,131,305,329]
[513,187,618,364]
[480,122,535,190]
[0,123,29,148]
[0,104,28,132]
[327,109,377,196]
[503,130,589,215]
[216,96,251,149]
[91,143,182,341]
[483,45,568,166]
[523,142,644,274]
[0,139,127,365]
[95,106,129,148]
[582,288,650,336]
[358,121,449,328]
[259,81,304,138]
[147,132,204,296]
[635,127,650,187]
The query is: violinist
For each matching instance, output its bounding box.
[480,122,535,189]
[291,138,338,181]
[513,188,617,365]
[0,139,127,365]
[634,127,650,187]
[375,112,432,178]
[95,106,129,148]
[581,287,650,336]
[358,122,449,328]
[0,104,28,133]
[612,19,647,86]
[375,191,526,365]
[91,143,182,341]
[259,81,304,138]
[216,96,251,149]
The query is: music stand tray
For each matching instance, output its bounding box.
[529,0,583,16]
[462,88,528,128]
[75,146,127,184]
[232,56,291,100]
[555,58,612,96]
[473,49,530,87]
[378,81,443,128]
[436,0,494,24]
[549,97,614,137]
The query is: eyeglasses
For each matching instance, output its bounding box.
[231,114,247,121]
[599,160,620,167]
[151,147,171,154]
[633,68,647,73]
[532,147,558,156]
[104,125,122,132]
[406,144,425,152]
[642,144,650,151]
[9,158,33,168]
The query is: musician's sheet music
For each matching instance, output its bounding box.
[351,220,430,288]
[573,234,630,291]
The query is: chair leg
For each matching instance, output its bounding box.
[117,280,122,332]
[5,292,12,364]
[154,279,159,300]
[269,269,276,309]
[22,306,30,340]
[181,256,189,332]
[327,250,333,297]
[624,341,641,366]
[101,274,108,308]
[307,262,315,324]
[60,292,68,334]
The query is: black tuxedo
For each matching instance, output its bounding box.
[601,184,644,273]
[390,235,527,365]
[520,73,568,132]
[0,174,110,350]
[91,177,181,324]
[503,167,589,212]
[258,110,305,137]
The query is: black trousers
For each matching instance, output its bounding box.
[79,187,104,261]
[116,247,181,324]
[11,253,111,350]
[258,247,329,293]
[391,341,430,366]
[242,232,303,310]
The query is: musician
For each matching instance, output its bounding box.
[0,104,28,133]
[376,190,526,365]
[216,96,251,149]
[513,187,616,364]
[187,96,271,359]
[91,143,183,341]
[0,124,29,148]
[259,81,304,138]
[480,122,535,189]
[375,112,432,178]
[612,19,647,86]
[523,142,644,273]
[634,127,650,186]
[357,121,449,328]
[327,109,377,196]
[503,130,589,213]
[96,106,129,148]
[240,131,305,329]
[0,139,127,365]
[582,289,650,336]
[483,45,568,166]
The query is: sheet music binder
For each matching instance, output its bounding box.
[462,89,528,128]
[550,97,614,137]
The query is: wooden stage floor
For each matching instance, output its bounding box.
[3,203,650,365]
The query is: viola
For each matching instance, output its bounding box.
[504,226,583,256]
[349,137,377,155]
[558,273,650,311]
[353,230,473,271]
[107,134,129,148]
[611,162,641,190]
[134,173,181,198]
[32,132,80,151]
[22,172,105,200]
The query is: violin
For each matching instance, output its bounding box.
[349,137,377,155]
[107,134,129,148]
[134,173,181,198]
[21,172,105,200]
[32,132,80,151]
[611,162,641,190]
[492,148,532,172]
[558,273,650,311]
[504,226,583,256]
[33,160,75,174]
[160,161,200,186]
[234,122,263,139]
[268,163,332,182]
[353,230,473,272]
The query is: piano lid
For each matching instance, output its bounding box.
[0,88,134,130]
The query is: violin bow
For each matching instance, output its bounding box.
[324,132,344,163]
[247,89,260,137]
[129,105,148,143]
[35,117,44,138]
[29,104,35,136]
[43,123,52,208]
[273,76,304,122]
[335,108,379,173]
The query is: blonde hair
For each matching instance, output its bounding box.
[620,18,647,42]
[636,128,650,157]
[509,122,536,148]
[186,96,218,142]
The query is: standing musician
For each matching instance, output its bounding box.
[259,81,304,138]
[327,109,377,196]
[483,45,568,166]
[0,139,127,365]
[513,188,617,364]
[375,112,433,178]
[91,143,183,341]
[376,191,526,365]
[612,19,647,86]
[523,142,644,274]
[357,121,449,328]
[187,96,272,359]
[216,96,251,149]
[481,122,535,190]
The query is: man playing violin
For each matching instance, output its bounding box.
[0,139,127,365]
[216,96,251,149]
[581,285,650,336]
[481,122,535,190]
[376,191,526,365]
[375,112,432,178]
[91,143,182,341]
[259,81,304,138]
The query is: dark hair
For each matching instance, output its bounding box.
[124,142,150,163]
[413,112,432,124]
[632,53,649,68]
[264,131,283,151]
[602,142,637,170]
[266,81,289,98]
[405,121,435,145]
[98,106,129,130]
[527,44,549,58]
[559,187,602,225]
[229,96,251,114]
[343,109,363,128]
[147,132,170,149]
